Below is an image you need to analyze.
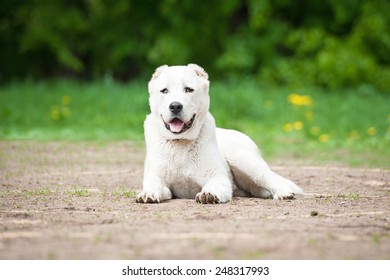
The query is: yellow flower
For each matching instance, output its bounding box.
[310,127,320,136]
[283,123,293,132]
[62,95,71,105]
[288,93,313,106]
[293,121,303,130]
[319,134,330,142]
[367,127,376,136]
[51,106,60,121]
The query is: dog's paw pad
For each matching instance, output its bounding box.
[195,192,219,204]
[136,192,159,203]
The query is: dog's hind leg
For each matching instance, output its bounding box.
[216,128,302,200]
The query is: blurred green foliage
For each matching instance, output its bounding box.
[1,0,389,91]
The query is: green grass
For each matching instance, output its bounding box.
[210,81,390,166]
[0,79,389,167]
[0,79,148,141]
[112,189,138,198]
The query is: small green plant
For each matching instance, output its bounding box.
[65,188,90,197]
[307,238,319,246]
[371,233,381,245]
[112,190,137,198]
[93,234,102,245]
[0,190,16,196]
[348,192,360,200]
[241,250,265,259]
[74,189,90,197]
[47,252,57,260]
[33,188,52,195]
[210,246,226,258]
[122,191,137,198]
[21,190,31,198]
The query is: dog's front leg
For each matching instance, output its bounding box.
[195,176,233,204]
[136,170,172,203]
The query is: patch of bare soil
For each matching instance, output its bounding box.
[0,141,389,259]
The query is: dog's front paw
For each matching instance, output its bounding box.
[195,192,220,204]
[136,191,160,203]
[273,191,295,200]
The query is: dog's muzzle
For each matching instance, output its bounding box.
[162,114,196,134]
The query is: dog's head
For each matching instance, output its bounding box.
[148,64,210,140]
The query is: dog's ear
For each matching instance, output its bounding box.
[151,65,168,80]
[188,64,208,80]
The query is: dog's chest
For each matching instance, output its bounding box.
[159,140,204,197]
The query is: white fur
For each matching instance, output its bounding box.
[136,64,303,204]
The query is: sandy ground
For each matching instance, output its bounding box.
[0,141,389,259]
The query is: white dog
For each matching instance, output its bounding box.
[136,64,302,204]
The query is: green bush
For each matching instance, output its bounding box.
[0,0,389,92]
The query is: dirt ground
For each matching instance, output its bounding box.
[0,141,389,260]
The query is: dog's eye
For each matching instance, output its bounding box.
[160,88,168,94]
[185,87,194,93]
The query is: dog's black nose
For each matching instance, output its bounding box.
[169,102,183,115]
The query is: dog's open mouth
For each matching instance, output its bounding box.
[162,114,196,134]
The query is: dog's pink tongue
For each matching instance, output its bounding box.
[169,119,185,133]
